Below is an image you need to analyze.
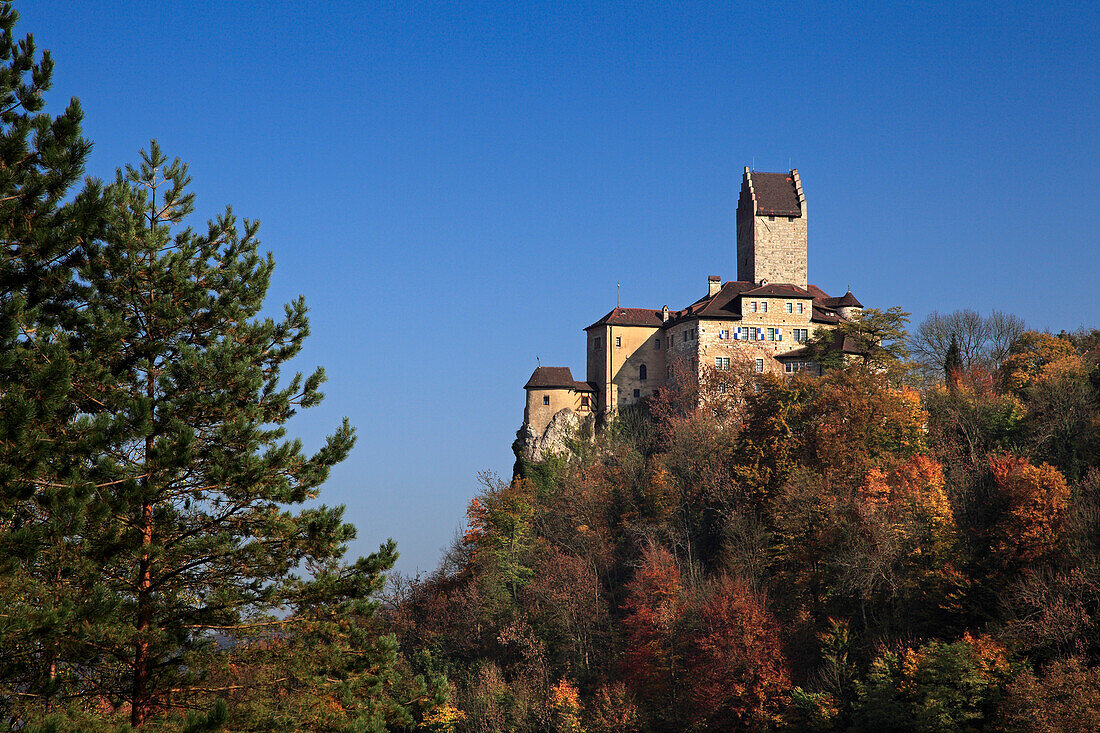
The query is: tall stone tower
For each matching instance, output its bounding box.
[736,168,807,288]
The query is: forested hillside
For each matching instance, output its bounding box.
[391,323,1100,732]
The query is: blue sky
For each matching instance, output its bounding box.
[27,1,1099,573]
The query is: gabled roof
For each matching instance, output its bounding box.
[741,283,815,299]
[741,171,803,217]
[585,307,664,330]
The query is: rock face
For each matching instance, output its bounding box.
[512,408,594,467]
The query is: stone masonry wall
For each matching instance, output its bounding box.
[692,295,831,375]
[743,214,808,288]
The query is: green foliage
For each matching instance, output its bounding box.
[854,636,1012,733]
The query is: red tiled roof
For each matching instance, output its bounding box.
[524,366,579,389]
[585,307,664,330]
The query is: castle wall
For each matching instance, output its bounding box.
[595,325,665,412]
[525,387,593,437]
[691,297,825,376]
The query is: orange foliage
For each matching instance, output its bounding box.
[988,454,1069,567]
[549,678,584,733]
[860,454,952,527]
[1000,331,1077,393]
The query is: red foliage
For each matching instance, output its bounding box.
[684,576,791,731]
[620,545,685,704]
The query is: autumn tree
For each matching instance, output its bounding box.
[999,331,1076,394]
[682,576,790,732]
[853,635,1011,733]
[620,545,686,723]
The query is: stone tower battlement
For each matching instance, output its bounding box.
[736,168,808,289]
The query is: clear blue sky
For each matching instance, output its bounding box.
[27,1,1099,574]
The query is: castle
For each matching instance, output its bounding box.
[521,168,864,443]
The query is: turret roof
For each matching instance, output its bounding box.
[523,366,596,391]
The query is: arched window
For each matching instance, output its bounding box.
[639,364,647,381]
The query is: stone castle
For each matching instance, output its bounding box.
[518,168,864,455]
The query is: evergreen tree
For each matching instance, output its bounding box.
[944,333,962,389]
[65,143,399,728]
[0,1,107,721]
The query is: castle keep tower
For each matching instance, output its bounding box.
[736,168,807,289]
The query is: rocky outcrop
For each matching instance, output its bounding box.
[512,408,594,467]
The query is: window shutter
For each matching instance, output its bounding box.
[778,331,782,341]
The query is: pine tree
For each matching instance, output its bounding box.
[944,333,962,389]
[68,143,393,727]
[0,1,107,721]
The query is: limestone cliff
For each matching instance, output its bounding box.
[512,407,594,468]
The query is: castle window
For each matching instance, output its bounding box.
[767,328,777,341]
[655,338,660,350]
[786,302,793,313]
[768,215,775,221]
[761,302,768,313]
[719,329,729,339]
[718,383,727,393]
[715,357,730,370]
[785,363,793,373]
[581,396,589,407]
[615,336,621,347]
[639,364,647,381]
[750,301,757,312]
[793,328,808,342]
[543,395,550,405]
[755,358,765,373]
[633,389,640,398]
[749,327,759,340]
[797,302,804,314]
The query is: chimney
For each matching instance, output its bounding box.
[708,275,721,297]
[662,305,670,322]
